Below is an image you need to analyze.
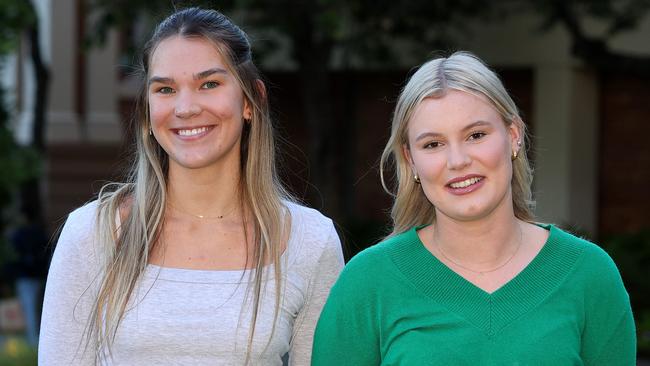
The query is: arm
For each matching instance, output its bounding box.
[586,309,636,366]
[289,224,344,366]
[311,249,382,366]
[39,204,101,365]
[580,246,637,365]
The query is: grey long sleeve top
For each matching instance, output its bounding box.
[39,200,344,365]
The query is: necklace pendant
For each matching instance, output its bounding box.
[198,215,204,219]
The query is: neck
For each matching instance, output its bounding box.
[166,161,242,219]
[432,208,521,270]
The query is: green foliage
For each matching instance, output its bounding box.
[601,230,650,354]
[0,0,35,55]
[0,127,41,196]
[529,0,650,38]
[0,85,42,270]
[0,0,42,271]
[87,0,502,70]
[569,0,650,35]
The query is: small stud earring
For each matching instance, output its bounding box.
[414,173,421,184]
[149,127,153,136]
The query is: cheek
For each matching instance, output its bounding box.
[411,151,445,180]
[228,94,246,119]
[478,139,510,168]
[148,99,169,126]
[214,102,237,120]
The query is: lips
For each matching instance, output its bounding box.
[171,125,215,140]
[445,175,485,195]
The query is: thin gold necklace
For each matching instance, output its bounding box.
[167,201,236,220]
[434,223,523,276]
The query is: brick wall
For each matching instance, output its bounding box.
[46,143,126,234]
[599,73,650,234]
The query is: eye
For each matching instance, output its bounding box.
[423,141,442,149]
[201,81,220,89]
[468,131,486,140]
[156,86,174,94]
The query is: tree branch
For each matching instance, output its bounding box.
[552,0,650,77]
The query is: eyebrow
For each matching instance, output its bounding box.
[194,67,228,80]
[414,120,493,142]
[148,67,228,85]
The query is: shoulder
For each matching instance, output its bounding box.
[49,200,103,278]
[549,225,620,274]
[60,200,100,242]
[333,230,411,293]
[283,201,343,267]
[348,229,413,269]
[285,201,334,231]
[285,200,338,249]
[548,225,627,296]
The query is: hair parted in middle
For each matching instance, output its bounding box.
[380,51,535,238]
[90,7,292,363]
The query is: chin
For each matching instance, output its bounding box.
[449,212,486,222]
[171,156,219,170]
[438,203,492,222]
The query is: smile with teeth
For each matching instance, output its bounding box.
[448,177,483,189]
[177,126,210,136]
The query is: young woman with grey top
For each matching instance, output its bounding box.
[39,8,343,365]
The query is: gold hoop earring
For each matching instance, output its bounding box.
[512,140,521,160]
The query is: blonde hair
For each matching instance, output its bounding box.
[380,51,534,237]
[84,8,292,363]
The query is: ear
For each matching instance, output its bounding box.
[255,79,267,99]
[508,117,523,153]
[402,143,415,169]
[243,99,252,121]
[243,80,266,121]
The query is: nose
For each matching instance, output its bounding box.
[174,91,201,119]
[446,144,471,170]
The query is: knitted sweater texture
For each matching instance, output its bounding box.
[312,225,636,365]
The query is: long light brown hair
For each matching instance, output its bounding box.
[380,51,535,237]
[86,7,292,363]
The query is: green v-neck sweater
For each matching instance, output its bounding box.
[312,225,636,365]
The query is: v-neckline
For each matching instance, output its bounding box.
[387,224,584,336]
[414,223,552,297]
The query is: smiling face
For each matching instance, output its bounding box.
[148,36,252,172]
[404,90,521,223]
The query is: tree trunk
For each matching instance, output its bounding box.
[23,2,50,224]
[27,6,50,153]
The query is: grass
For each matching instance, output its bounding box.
[0,337,36,366]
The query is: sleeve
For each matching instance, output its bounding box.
[288,223,344,366]
[38,204,102,365]
[311,249,382,366]
[580,246,637,365]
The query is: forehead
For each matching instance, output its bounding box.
[408,90,503,134]
[149,36,229,75]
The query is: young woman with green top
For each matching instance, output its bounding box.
[312,51,636,365]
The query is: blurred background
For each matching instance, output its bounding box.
[0,0,649,364]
